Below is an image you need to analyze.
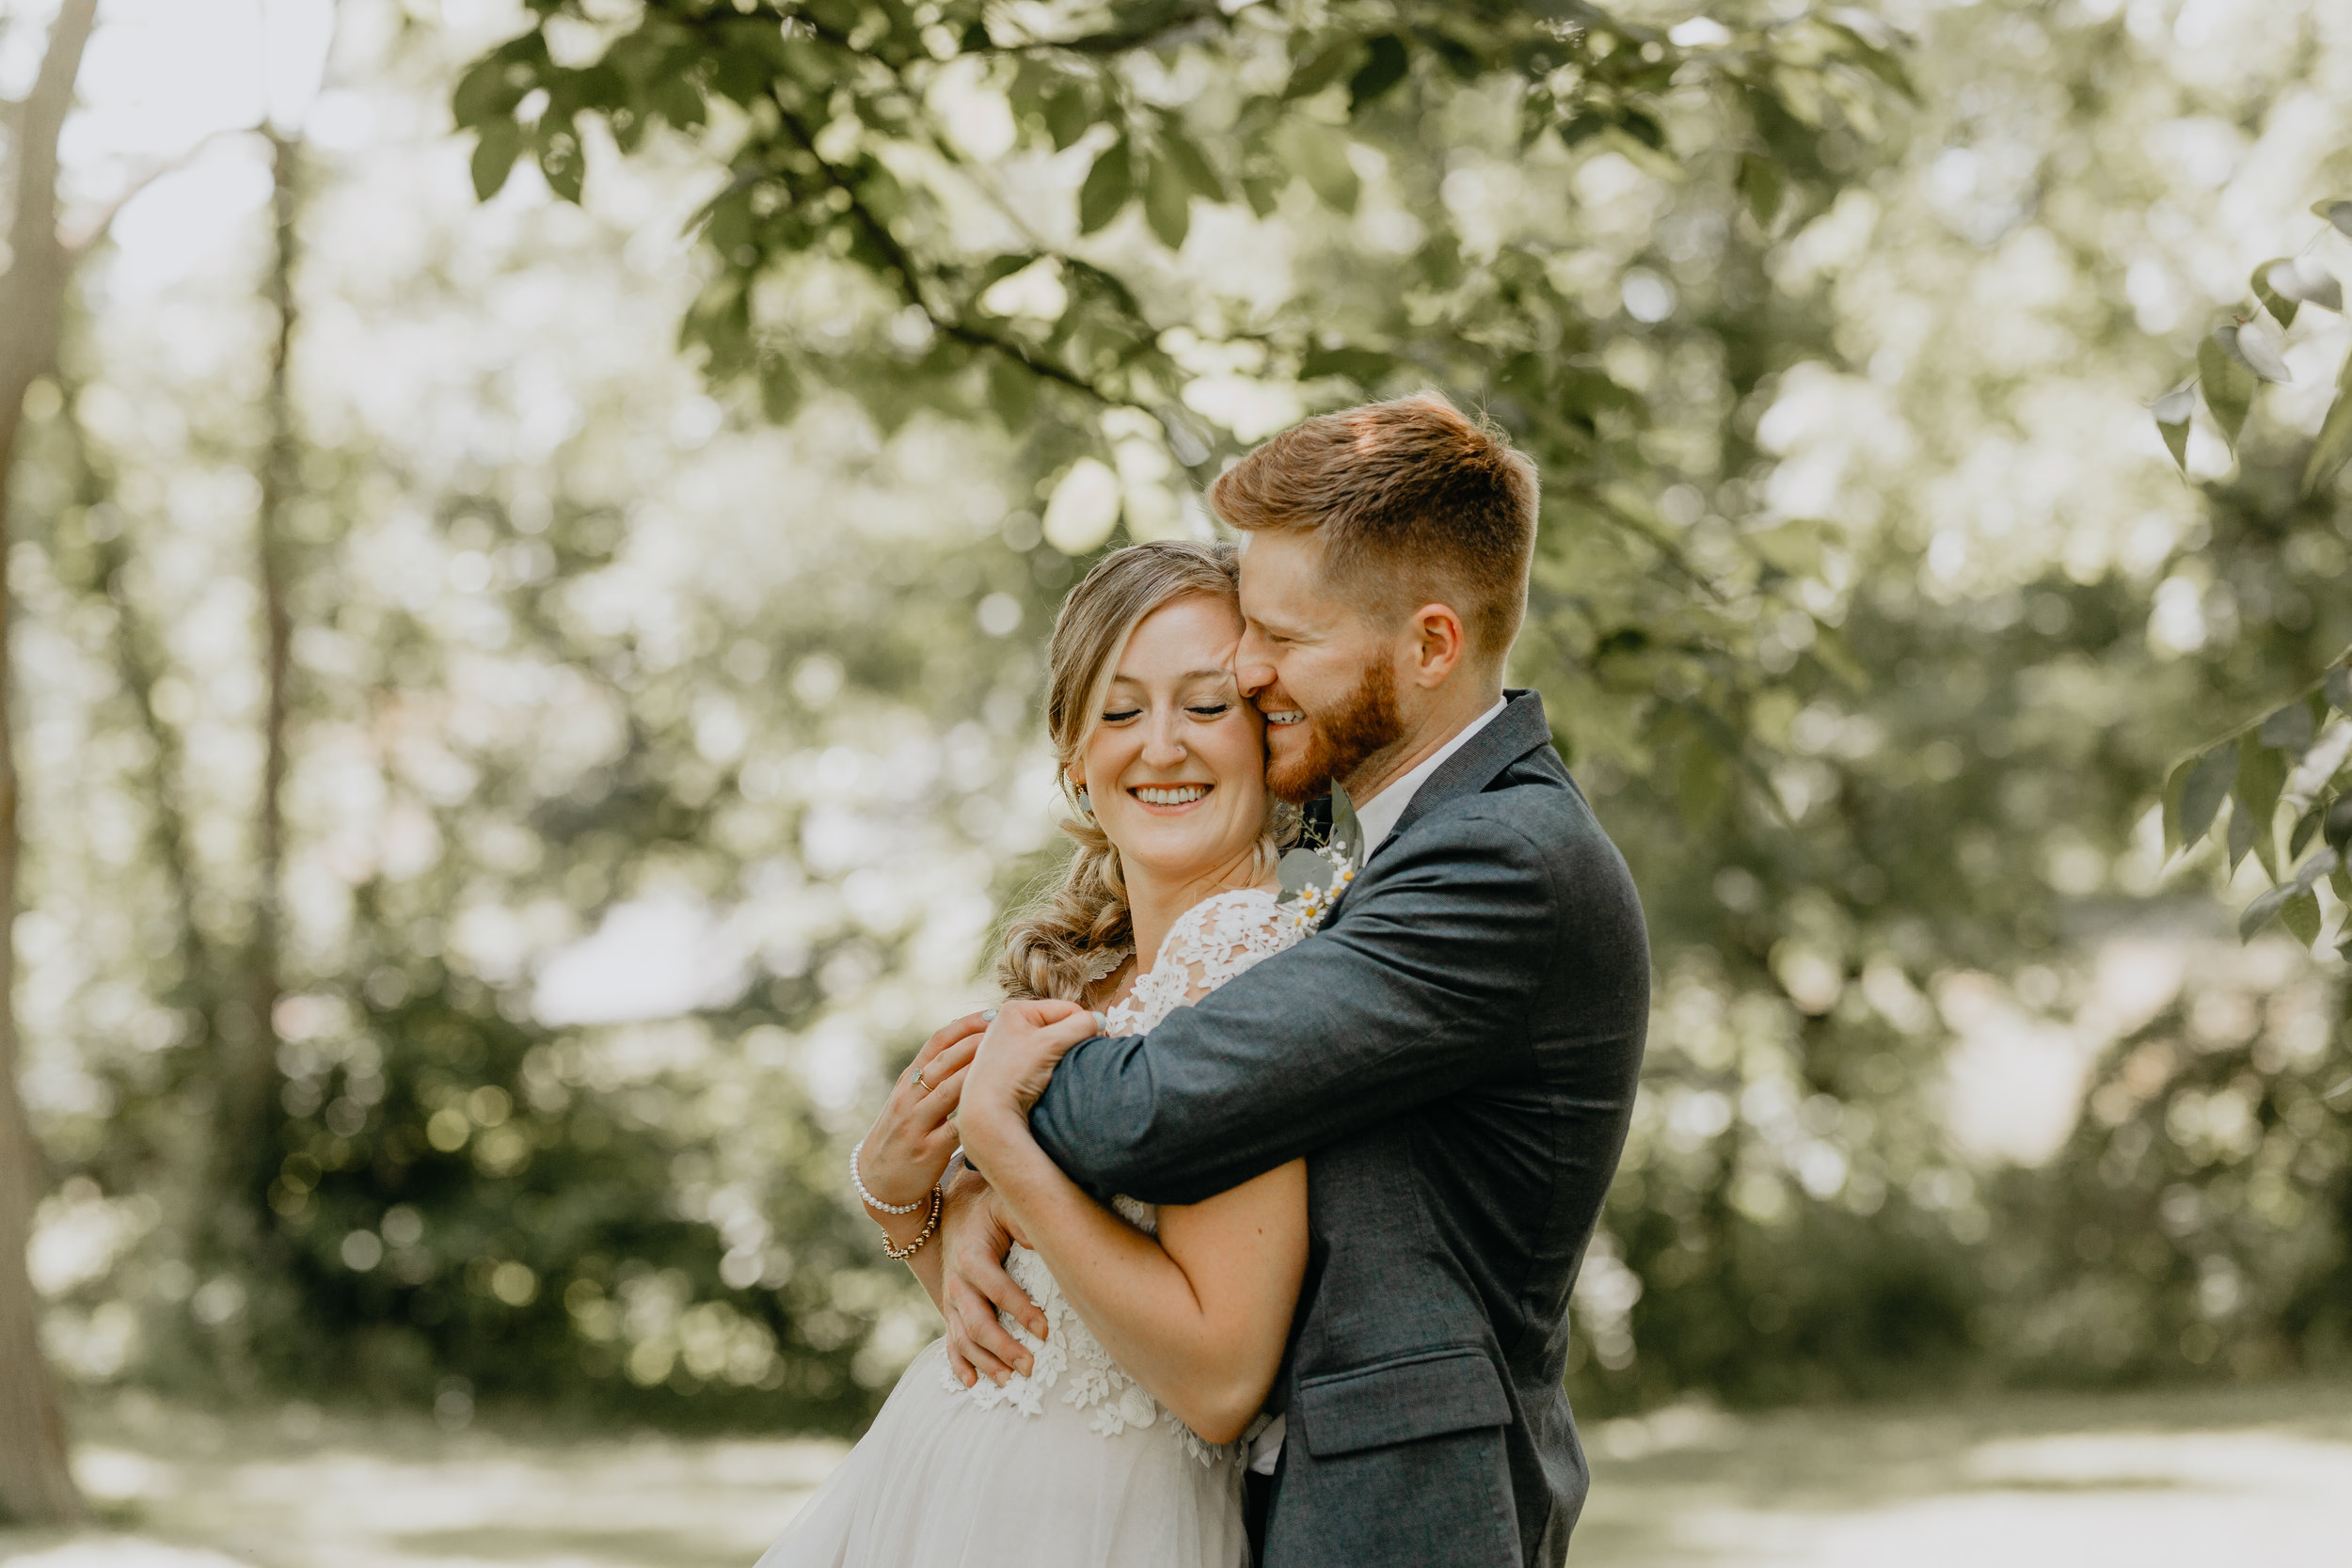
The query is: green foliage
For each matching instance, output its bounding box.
[2156,193,2351,479]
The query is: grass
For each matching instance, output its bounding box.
[2,1380,2346,1566]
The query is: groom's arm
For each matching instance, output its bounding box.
[1028,805,1644,1207]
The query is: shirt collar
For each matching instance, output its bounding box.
[1349,697,1509,850]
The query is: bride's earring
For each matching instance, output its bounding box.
[1075,785,1095,819]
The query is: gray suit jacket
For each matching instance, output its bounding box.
[1030,690,1648,1568]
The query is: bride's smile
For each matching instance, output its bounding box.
[1073,593,1271,895]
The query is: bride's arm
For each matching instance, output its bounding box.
[959,1010,1307,1445]
[855,1011,992,1311]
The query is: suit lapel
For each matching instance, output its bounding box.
[1308,691,1554,929]
[1371,689,1554,863]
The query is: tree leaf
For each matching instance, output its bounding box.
[2239,880,2297,940]
[1158,126,1227,202]
[2237,732,2287,830]
[2328,661,2352,715]
[2217,321,2291,384]
[2259,699,2316,754]
[2290,804,2324,861]
[539,130,585,203]
[2271,257,2343,312]
[2280,889,2323,946]
[1283,38,1359,101]
[1142,150,1191,248]
[1738,152,1785,230]
[1347,34,1409,114]
[2226,795,2254,871]
[2197,332,2256,448]
[2153,415,2189,471]
[1276,120,1360,213]
[469,120,528,201]
[2312,198,2352,238]
[759,357,802,422]
[2253,258,2300,327]
[2326,793,2352,852]
[987,352,1038,432]
[2302,352,2352,494]
[1078,137,1135,234]
[2178,743,2237,850]
[1043,83,1091,151]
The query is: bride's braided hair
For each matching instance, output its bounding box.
[997,540,1287,1003]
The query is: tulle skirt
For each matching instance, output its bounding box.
[755,1337,1248,1568]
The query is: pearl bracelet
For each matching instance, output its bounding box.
[850,1137,928,1214]
[882,1184,944,1261]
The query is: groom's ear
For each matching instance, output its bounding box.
[1404,601,1468,688]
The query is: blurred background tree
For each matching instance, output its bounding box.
[2,0,2349,1503]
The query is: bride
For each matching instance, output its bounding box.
[758,540,1311,1568]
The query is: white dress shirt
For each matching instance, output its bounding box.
[1246,695,1508,1477]
[1348,697,1510,850]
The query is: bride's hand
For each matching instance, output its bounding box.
[961,1000,1105,1139]
[856,1010,989,1211]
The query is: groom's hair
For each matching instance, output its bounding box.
[1209,391,1537,664]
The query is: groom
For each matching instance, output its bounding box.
[938,392,1647,1566]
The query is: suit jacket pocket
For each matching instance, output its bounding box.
[1295,1346,1512,1457]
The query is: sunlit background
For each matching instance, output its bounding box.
[1,0,2347,1563]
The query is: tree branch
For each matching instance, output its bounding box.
[762,87,1124,407]
[62,125,262,259]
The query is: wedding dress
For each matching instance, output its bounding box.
[757,887,1305,1568]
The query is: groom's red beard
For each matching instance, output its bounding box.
[1264,658,1406,805]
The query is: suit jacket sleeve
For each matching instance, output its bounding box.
[1028,806,1601,1207]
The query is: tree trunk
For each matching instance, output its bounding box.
[0,0,101,1528]
[224,128,302,1236]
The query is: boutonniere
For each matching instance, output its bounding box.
[1277,784,1365,933]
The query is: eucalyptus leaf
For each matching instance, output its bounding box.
[1276,847,1327,897]
[2313,198,2352,238]
[2328,662,2352,715]
[1329,782,1364,863]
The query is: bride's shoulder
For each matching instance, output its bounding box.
[1167,885,1295,960]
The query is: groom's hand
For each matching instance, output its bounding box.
[938,1164,1045,1387]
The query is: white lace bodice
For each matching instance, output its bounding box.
[945,886,1302,1466]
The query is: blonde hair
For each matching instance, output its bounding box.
[997,540,1287,1002]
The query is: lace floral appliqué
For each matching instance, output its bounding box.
[942,888,1302,1468]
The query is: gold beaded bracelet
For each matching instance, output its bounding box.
[882,1184,944,1260]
